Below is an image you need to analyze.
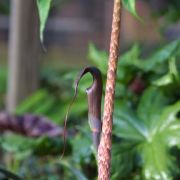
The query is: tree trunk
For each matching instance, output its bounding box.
[98,0,122,179]
[7,0,40,113]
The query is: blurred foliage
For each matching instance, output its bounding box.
[0,0,179,179]
[0,134,71,158]
[79,40,180,179]
[147,0,180,23]
[0,0,10,15]
[0,67,6,109]
[0,41,180,180]
[0,39,180,179]
[87,40,180,103]
[36,0,140,42]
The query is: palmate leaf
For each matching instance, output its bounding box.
[136,89,176,180]
[158,101,180,147]
[37,0,52,42]
[140,101,180,179]
[113,87,180,179]
[139,138,175,180]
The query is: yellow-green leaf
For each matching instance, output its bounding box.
[122,0,140,20]
[37,0,52,42]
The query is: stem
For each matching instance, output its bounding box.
[98,0,122,179]
[74,67,103,151]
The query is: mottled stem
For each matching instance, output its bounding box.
[98,0,122,179]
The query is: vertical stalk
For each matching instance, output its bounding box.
[98,0,122,179]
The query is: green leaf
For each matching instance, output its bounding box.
[117,44,142,82]
[33,136,71,156]
[112,88,180,179]
[152,74,172,86]
[37,0,52,42]
[0,134,33,160]
[152,57,180,87]
[122,0,140,20]
[142,40,180,72]
[60,160,88,180]
[138,100,180,179]
[15,89,48,114]
[169,57,180,83]
[33,96,55,115]
[114,101,148,141]
[111,142,137,179]
[140,138,174,180]
[137,87,167,129]
[119,44,141,67]
[158,101,180,138]
[0,67,7,92]
[88,43,108,75]
[0,134,70,158]
[71,126,92,164]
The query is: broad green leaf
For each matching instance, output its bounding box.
[158,101,180,133]
[140,104,180,178]
[164,124,180,148]
[37,0,52,42]
[142,40,180,72]
[122,0,140,20]
[112,88,180,179]
[169,57,180,83]
[152,74,172,86]
[140,138,174,180]
[114,102,148,141]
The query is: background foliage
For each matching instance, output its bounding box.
[0,0,179,179]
